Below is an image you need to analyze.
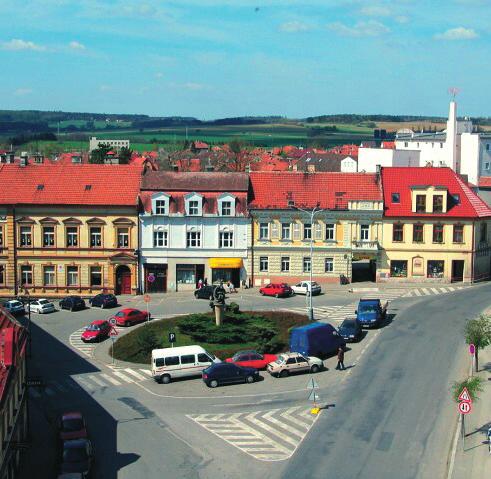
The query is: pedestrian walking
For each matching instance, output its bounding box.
[197,278,203,289]
[336,346,345,370]
[203,278,208,286]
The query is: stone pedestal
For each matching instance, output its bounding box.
[214,304,224,326]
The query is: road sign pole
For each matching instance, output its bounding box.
[461,414,465,450]
[111,337,115,365]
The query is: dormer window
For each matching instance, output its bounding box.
[189,201,199,215]
[151,192,170,216]
[391,193,400,203]
[433,195,444,213]
[185,193,203,216]
[218,193,236,216]
[155,200,166,215]
[416,195,426,213]
[221,201,232,216]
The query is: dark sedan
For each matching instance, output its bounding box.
[338,318,363,342]
[59,296,86,312]
[202,363,260,388]
[194,285,216,300]
[59,439,93,477]
[89,294,117,309]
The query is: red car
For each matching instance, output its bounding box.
[259,283,293,298]
[225,350,278,370]
[58,412,87,441]
[112,308,150,327]
[81,320,111,342]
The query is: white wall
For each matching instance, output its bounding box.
[358,148,420,172]
[341,156,357,172]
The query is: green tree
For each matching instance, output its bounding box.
[89,142,111,164]
[464,315,491,371]
[136,327,161,353]
[118,146,133,164]
[451,376,484,403]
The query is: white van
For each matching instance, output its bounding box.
[151,345,220,384]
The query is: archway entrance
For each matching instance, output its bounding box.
[115,265,132,295]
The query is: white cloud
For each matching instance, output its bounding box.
[155,72,164,78]
[14,88,33,96]
[327,20,390,37]
[183,82,206,90]
[99,85,112,92]
[279,20,312,33]
[434,27,478,40]
[395,15,409,24]
[69,40,86,50]
[1,39,46,51]
[359,5,391,17]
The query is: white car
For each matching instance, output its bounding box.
[291,281,322,296]
[28,298,56,314]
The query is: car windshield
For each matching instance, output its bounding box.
[9,301,21,307]
[115,312,125,317]
[86,324,100,331]
[62,418,84,432]
[39,299,49,305]
[274,356,286,364]
[359,304,377,313]
[63,446,88,463]
[341,320,356,328]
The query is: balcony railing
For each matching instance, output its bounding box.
[352,240,379,250]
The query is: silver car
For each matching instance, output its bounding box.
[2,300,25,315]
[28,298,56,314]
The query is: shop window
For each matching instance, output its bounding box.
[360,224,369,241]
[19,226,32,247]
[43,226,55,247]
[219,231,233,248]
[303,223,312,240]
[259,257,268,272]
[480,222,487,243]
[453,225,464,243]
[90,227,102,248]
[66,227,78,247]
[0,264,4,284]
[416,195,426,213]
[90,266,102,287]
[117,228,129,248]
[281,223,291,240]
[392,224,404,242]
[21,265,33,286]
[186,231,201,248]
[43,266,55,286]
[432,224,444,243]
[67,266,79,286]
[281,257,290,272]
[303,257,311,273]
[413,224,424,243]
[153,231,168,247]
[325,223,335,241]
[390,260,407,278]
[176,265,196,285]
[433,195,444,213]
[324,258,334,273]
[427,260,444,278]
[259,223,269,240]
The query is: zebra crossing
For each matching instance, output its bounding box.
[187,406,319,461]
[68,325,126,358]
[28,368,153,399]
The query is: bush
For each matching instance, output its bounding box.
[226,302,240,314]
[137,327,161,352]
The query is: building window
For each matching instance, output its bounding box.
[303,223,312,240]
[416,195,426,213]
[259,223,269,240]
[188,200,199,216]
[281,256,290,272]
[485,162,490,170]
[392,224,404,242]
[42,226,55,247]
[0,264,5,284]
[433,195,444,213]
[391,193,400,203]
[480,222,487,243]
[440,143,443,149]
[433,224,444,243]
[453,224,464,243]
[219,231,234,248]
[176,265,196,285]
[90,227,102,248]
[90,266,102,287]
[452,194,460,204]
[404,142,408,147]
[390,260,407,278]
[259,256,268,272]
[303,257,311,273]
[427,260,444,278]
[487,144,490,151]
[325,223,335,241]
[220,201,232,216]
[117,228,129,248]
[66,227,78,247]
[324,258,334,273]
[0,227,3,247]
[67,266,79,286]
[186,231,201,248]
[153,231,168,247]
[43,266,55,286]
[360,224,369,241]
[155,200,167,215]
[19,226,32,247]
[413,224,424,243]
[21,265,33,286]
[281,223,291,240]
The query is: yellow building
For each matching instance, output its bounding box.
[378,167,491,283]
[0,163,142,297]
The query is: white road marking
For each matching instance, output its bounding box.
[100,373,121,386]
[112,371,135,383]
[123,369,147,381]
[87,375,107,388]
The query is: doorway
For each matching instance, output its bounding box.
[145,264,167,293]
[451,260,464,282]
[351,258,376,283]
[115,265,132,295]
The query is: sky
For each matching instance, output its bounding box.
[1,0,491,119]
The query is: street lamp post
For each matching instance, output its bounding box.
[293,205,324,321]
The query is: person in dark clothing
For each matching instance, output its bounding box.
[203,278,208,286]
[336,346,345,370]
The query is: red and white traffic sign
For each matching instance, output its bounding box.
[458,387,472,403]
[458,401,472,415]
[109,327,119,337]
[143,294,151,303]
[109,318,116,326]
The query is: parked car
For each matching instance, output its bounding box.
[81,320,111,343]
[58,412,87,442]
[59,439,93,478]
[194,285,216,300]
[202,363,260,388]
[291,281,321,296]
[89,293,117,309]
[259,283,293,298]
[57,473,84,479]
[2,300,25,315]
[59,296,86,312]
[28,298,56,314]
[267,352,323,378]
[355,298,388,328]
[290,322,345,358]
[338,318,363,342]
[225,350,277,370]
[112,308,149,327]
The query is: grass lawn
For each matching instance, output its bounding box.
[112,310,310,365]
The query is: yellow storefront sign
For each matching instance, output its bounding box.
[209,258,243,269]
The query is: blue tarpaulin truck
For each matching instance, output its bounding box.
[289,323,346,358]
[355,299,388,328]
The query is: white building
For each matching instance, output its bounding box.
[139,172,250,292]
[89,137,130,152]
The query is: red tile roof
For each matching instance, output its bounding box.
[382,167,491,218]
[478,176,491,188]
[0,164,143,206]
[142,171,249,191]
[249,172,382,209]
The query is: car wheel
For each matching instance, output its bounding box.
[245,375,255,384]
[209,295,214,301]
[279,370,289,378]
[209,379,218,388]
[275,293,279,298]
[124,321,130,327]
[194,292,199,299]
[161,374,171,384]
[260,291,265,296]
[70,307,74,312]
[311,364,320,373]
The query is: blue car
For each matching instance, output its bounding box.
[202,363,259,388]
[2,300,25,315]
[338,318,363,342]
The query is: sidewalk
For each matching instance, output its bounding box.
[451,333,491,478]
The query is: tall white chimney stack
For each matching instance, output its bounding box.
[446,100,458,171]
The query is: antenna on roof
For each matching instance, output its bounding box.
[448,87,460,99]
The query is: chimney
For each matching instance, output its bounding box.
[20,153,28,167]
[446,100,458,171]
